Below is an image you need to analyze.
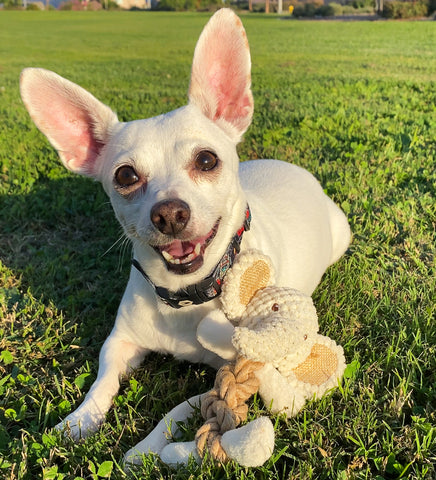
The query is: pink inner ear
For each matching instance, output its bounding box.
[39,89,103,174]
[207,28,251,124]
[209,60,252,124]
[189,10,253,137]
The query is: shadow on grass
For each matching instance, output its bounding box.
[0,175,129,343]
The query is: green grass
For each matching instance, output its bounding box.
[1,10,435,480]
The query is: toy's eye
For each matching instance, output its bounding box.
[115,166,139,187]
[194,150,218,171]
[303,335,308,340]
[271,303,280,312]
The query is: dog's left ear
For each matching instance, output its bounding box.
[188,8,254,143]
[20,68,118,179]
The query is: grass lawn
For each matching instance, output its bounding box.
[1,10,435,480]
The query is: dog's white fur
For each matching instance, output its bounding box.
[20,8,350,460]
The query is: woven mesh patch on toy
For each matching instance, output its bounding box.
[292,344,338,386]
[239,260,271,307]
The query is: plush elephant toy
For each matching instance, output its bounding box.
[125,250,346,468]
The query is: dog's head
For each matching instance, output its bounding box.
[20,9,253,291]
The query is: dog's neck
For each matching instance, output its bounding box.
[132,206,251,309]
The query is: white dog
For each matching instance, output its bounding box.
[20,7,350,464]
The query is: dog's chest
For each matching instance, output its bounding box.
[120,289,222,366]
[156,303,221,363]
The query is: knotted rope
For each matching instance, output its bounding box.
[195,355,264,463]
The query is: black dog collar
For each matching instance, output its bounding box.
[132,206,251,309]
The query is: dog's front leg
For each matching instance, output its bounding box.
[196,310,237,361]
[124,394,203,467]
[56,332,148,439]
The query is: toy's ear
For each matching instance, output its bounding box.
[291,337,346,395]
[221,250,275,320]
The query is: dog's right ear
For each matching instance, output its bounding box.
[188,9,254,143]
[20,68,118,179]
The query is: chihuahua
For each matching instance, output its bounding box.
[20,7,350,460]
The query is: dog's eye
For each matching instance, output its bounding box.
[115,166,139,187]
[271,303,280,312]
[194,150,218,171]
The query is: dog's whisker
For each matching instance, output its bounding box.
[101,230,128,258]
[116,235,132,272]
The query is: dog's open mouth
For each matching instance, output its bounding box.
[153,219,220,274]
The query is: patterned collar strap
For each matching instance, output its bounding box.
[132,205,251,309]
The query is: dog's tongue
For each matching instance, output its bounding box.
[165,240,195,258]
[157,223,219,268]
[155,220,220,273]
[162,230,212,259]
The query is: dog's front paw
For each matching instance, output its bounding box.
[123,429,171,466]
[55,406,105,440]
[160,440,200,466]
[123,448,145,467]
[124,443,166,468]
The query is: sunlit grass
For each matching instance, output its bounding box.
[0,10,435,479]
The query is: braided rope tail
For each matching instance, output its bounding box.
[195,355,265,463]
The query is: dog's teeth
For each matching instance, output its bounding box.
[162,244,202,265]
[162,251,173,262]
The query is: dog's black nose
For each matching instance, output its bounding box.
[151,199,191,236]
